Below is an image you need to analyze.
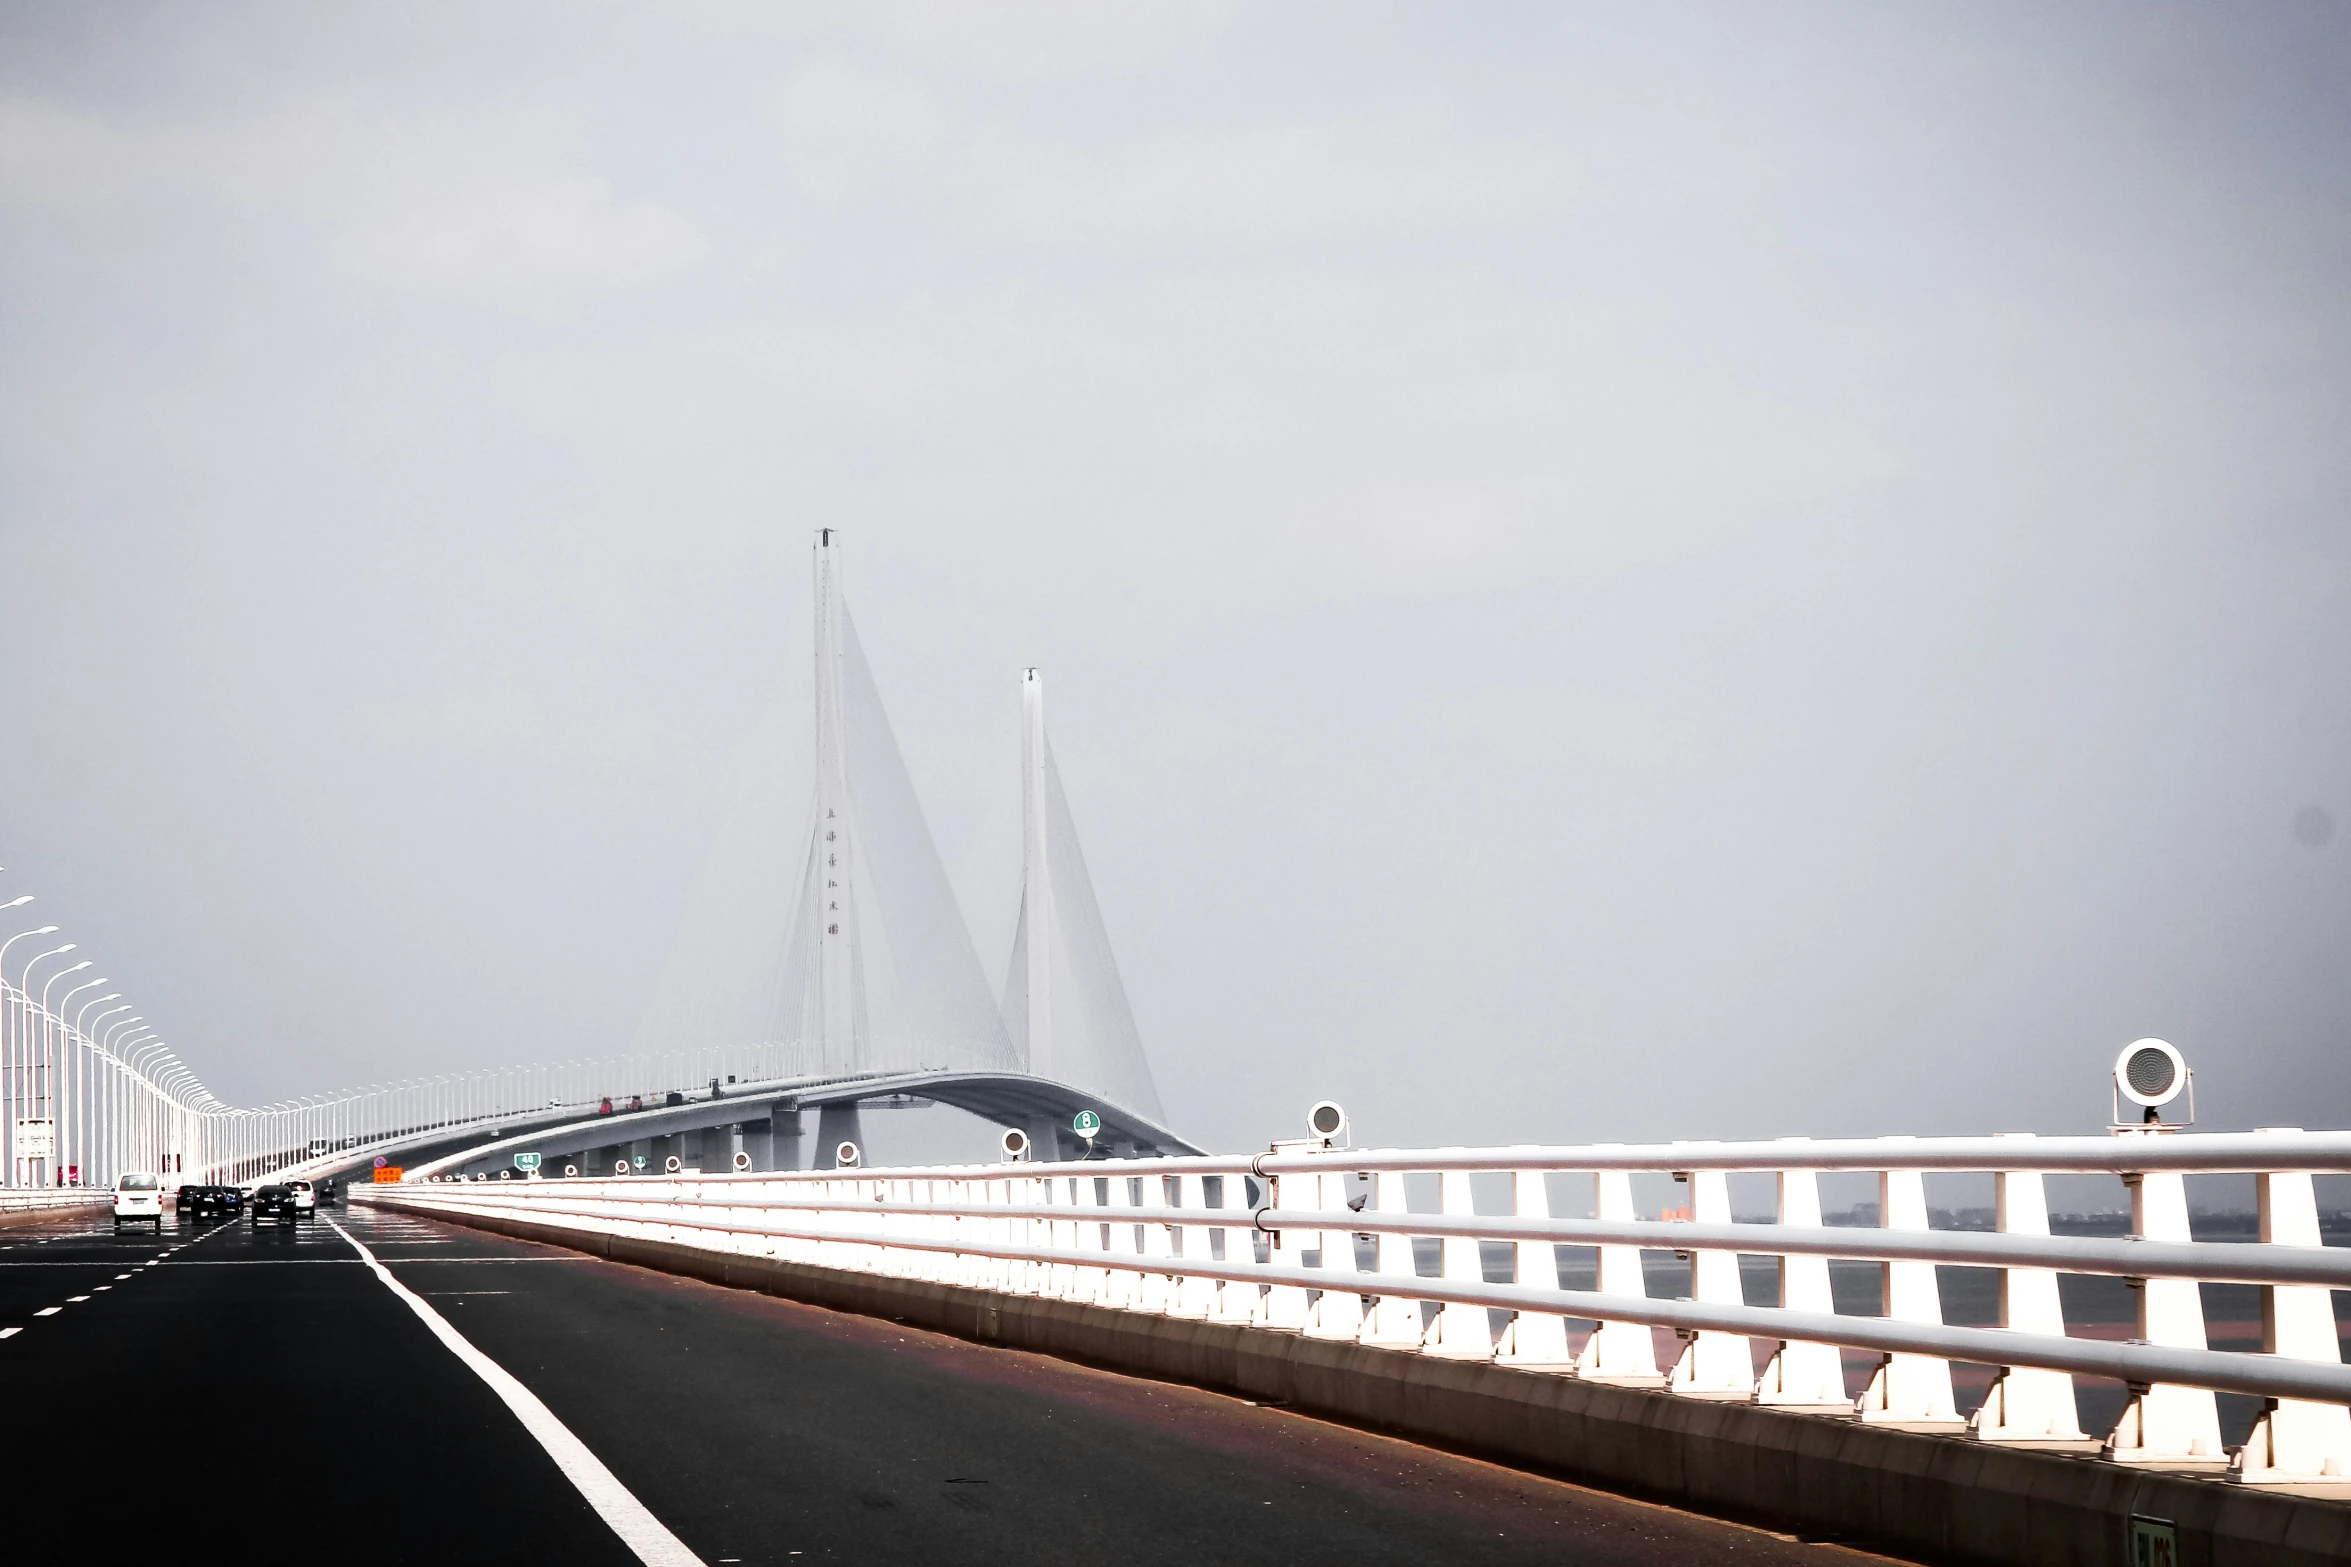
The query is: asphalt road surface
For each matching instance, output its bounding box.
[0,1202,1903,1566]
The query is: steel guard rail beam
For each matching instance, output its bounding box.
[514,1127,2351,1184]
[374,1184,2351,1408]
[390,1190,2351,1289]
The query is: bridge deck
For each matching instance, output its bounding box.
[0,1203,1881,1565]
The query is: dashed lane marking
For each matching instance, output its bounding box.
[327,1217,706,1567]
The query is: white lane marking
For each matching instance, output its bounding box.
[67,1295,90,1302]
[0,1327,18,1338]
[327,1218,704,1567]
[35,1307,59,1316]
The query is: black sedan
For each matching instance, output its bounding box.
[249,1185,299,1227]
[176,1184,244,1220]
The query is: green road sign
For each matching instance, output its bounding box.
[634,1155,648,1169]
[1071,1110,1101,1137]
[514,1152,542,1171]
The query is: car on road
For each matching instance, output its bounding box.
[250,1185,299,1227]
[315,1178,337,1206]
[288,1178,317,1215]
[175,1184,244,1221]
[113,1172,165,1231]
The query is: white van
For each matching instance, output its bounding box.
[113,1172,164,1231]
[288,1178,316,1215]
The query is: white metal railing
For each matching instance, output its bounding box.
[0,1189,109,1218]
[371,1127,2351,1485]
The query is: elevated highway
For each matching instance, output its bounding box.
[265,1068,1200,1190]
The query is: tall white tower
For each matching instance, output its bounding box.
[811,528,861,1073]
[1018,667,1053,1078]
[1000,667,1165,1120]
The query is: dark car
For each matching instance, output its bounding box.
[176,1184,243,1221]
[250,1185,299,1227]
[316,1178,337,1206]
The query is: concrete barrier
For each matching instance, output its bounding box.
[0,1194,108,1231]
[380,1196,2351,1567]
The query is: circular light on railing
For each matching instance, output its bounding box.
[732,1150,752,1172]
[614,1159,630,1177]
[1000,1127,1031,1162]
[835,1140,861,1169]
[664,1155,682,1174]
[2114,1038,2188,1108]
[1307,1100,1349,1147]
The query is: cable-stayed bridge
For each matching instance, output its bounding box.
[6,536,2349,1567]
[2,531,1185,1190]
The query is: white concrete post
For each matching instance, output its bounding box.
[1099,1171,1140,1309]
[1171,1172,1218,1319]
[1065,1174,1109,1306]
[1257,1162,1313,1330]
[1358,1169,1424,1347]
[2104,1137,2225,1464]
[1019,1174,1050,1296]
[1305,1168,1364,1340]
[1855,1163,1961,1426]
[1667,1167,1754,1397]
[1756,1159,1848,1408]
[1423,1168,1494,1359]
[1041,1174,1075,1300]
[1496,1169,1573,1367]
[1208,1173,1262,1324]
[1137,1173,1179,1314]
[2231,1149,2351,1482]
[1577,1164,1661,1382]
[1969,1143,2085,1442]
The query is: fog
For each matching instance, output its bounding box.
[1,2,2344,1156]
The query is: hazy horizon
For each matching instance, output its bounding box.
[2,2,2345,1155]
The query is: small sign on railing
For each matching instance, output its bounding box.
[373,1166,403,1183]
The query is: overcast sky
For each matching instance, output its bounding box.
[1,2,2345,1156]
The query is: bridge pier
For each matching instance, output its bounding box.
[772,1107,805,1171]
[686,1126,730,1174]
[814,1104,863,1168]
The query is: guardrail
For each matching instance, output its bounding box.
[0,1190,109,1222]
[368,1127,2351,1485]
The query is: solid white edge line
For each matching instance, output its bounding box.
[328,1217,705,1567]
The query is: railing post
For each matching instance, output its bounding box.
[1138,1174,1179,1314]
[1357,1169,1423,1346]
[1855,1160,1961,1427]
[1048,1169,1081,1306]
[1756,1153,1848,1409]
[1423,1167,1493,1359]
[1969,1138,2085,1443]
[1667,1165,1753,1397]
[1256,1157,1314,1331]
[1576,1163,1660,1382]
[1064,1174,1108,1304]
[1170,1172,1217,1319]
[1496,1168,1573,1368]
[1304,1164,1363,1340]
[2230,1142,2351,1483]
[1207,1173,1260,1324]
[1100,1169,1141,1309]
[2104,1130,2225,1464]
